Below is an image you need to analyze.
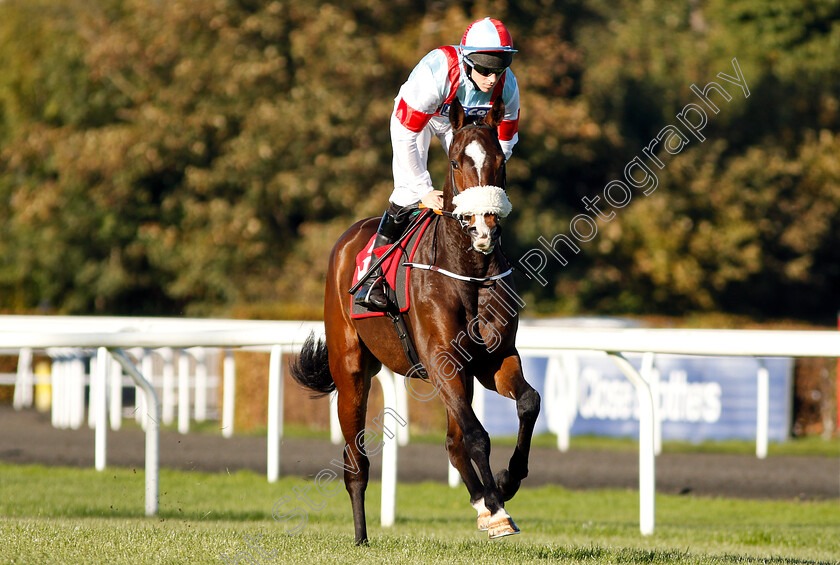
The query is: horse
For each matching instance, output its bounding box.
[290,96,540,544]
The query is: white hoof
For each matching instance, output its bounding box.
[477,509,491,531]
[487,510,520,539]
[472,498,491,531]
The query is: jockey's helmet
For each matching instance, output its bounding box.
[460,18,517,71]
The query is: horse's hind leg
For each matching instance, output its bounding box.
[329,333,377,544]
[487,353,540,501]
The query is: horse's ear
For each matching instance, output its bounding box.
[449,97,466,131]
[484,97,505,128]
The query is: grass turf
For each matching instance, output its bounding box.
[1,462,838,564]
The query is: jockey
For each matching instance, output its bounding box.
[355,17,521,310]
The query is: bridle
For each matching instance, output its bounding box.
[448,122,498,199]
[445,121,507,234]
[405,119,514,281]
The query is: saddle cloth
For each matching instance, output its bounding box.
[350,216,432,319]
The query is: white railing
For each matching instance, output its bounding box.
[513,325,840,535]
[0,318,333,520]
[1,316,838,535]
[537,350,778,458]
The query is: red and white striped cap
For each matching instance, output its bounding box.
[460,17,517,54]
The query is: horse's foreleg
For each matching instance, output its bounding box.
[438,379,518,538]
[444,411,490,530]
[491,354,540,501]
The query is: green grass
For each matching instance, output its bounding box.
[1,463,839,564]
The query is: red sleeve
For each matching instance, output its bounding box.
[395,98,433,133]
[497,109,519,142]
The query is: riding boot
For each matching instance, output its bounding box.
[354,207,406,311]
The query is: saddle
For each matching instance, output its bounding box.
[350,215,432,319]
[350,214,433,378]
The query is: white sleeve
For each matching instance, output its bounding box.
[389,50,451,204]
[389,114,435,205]
[499,72,521,161]
[399,50,450,115]
[499,132,518,161]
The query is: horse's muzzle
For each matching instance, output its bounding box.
[467,214,500,255]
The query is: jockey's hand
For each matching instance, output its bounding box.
[420,190,444,210]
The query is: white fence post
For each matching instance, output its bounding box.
[161,348,175,426]
[756,359,769,459]
[136,348,152,430]
[13,347,33,410]
[562,354,581,449]
[69,355,85,430]
[193,347,208,423]
[110,356,123,431]
[374,368,399,528]
[95,347,109,471]
[607,351,655,536]
[448,460,461,488]
[110,348,160,517]
[329,390,342,445]
[267,344,284,483]
[545,355,567,452]
[178,349,190,434]
[548,354,575,452]
[50,353,63,428]
[395,372,410,447]
[222,348,235,438]
[88,353,98,429]
[640,352,662,456]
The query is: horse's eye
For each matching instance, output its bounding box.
[450,160,459,170]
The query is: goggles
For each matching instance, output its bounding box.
[464,56,508,77]
[472,63,507,77]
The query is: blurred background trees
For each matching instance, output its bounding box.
[0,0,838,323]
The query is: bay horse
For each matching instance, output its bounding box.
[290,97,540,544]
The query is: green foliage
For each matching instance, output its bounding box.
[0,0,838,320]
[508,0,840,320]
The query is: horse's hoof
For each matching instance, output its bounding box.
[487,515,520,539]
[477,509,492,531]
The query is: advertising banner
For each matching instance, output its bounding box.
[480,353,793,443]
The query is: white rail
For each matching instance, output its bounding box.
[514,325,840,535]
[1,316,838,535]
[514,326,840,358]
[0,318,348,520]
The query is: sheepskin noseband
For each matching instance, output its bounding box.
[452,185,512,218]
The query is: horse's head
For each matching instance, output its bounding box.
[446,97,512,255]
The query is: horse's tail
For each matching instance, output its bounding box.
[289,332,335,398]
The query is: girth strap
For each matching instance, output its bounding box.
[385,308,428,380]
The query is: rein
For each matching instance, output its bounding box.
[452,123,495,134]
